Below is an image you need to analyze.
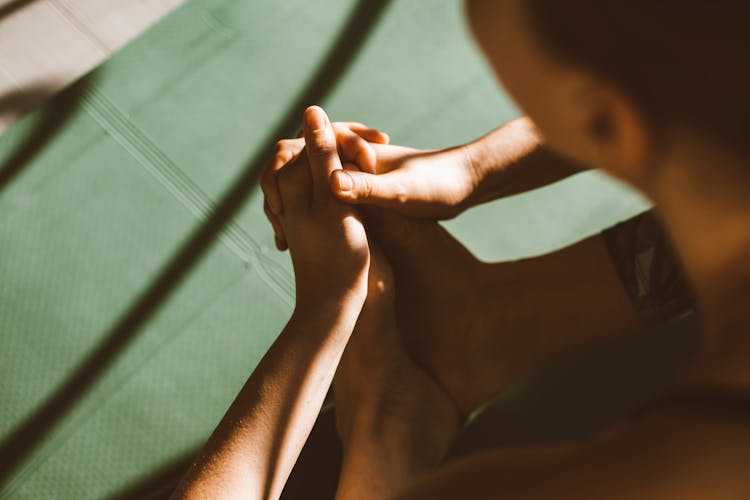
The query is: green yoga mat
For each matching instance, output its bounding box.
[0,0,654,497]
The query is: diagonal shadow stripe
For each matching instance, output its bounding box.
[0,0,393,491]
[0,0,36,19]
[0,76,94,194]
[107,450,197,500]
[108,406,342,500]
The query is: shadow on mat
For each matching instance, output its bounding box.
[0,0,37,19]
[0,76,94,194]
[0,0,393,491]
[109,409,342,500]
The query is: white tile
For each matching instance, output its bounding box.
[52,0,184,50]
[0,0,185,133]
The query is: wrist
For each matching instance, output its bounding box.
[461,117,547,209]
[294,267,368,306]
[293,287,366,325]
[295,290,365,312]
[457,139,489,213]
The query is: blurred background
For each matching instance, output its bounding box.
[0,0,658,498]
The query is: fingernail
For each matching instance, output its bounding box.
[335,171,353,192]
[306,106,328,131]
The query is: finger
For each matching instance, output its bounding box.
[334,125,377,173]
[330,169,407,208]
[275,138,305,159]
[262,139,305,215]
[336,122,390,144]
[261,166,284,216]
[302,105,342,198]
[277,154,313,210]
[263,201,288,251]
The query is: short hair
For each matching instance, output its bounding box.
[523,0,750,156]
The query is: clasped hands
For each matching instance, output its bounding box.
[261,106,483,391]
[262,106,477,306]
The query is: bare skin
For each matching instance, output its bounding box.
[272,0,750,497]
[390,0,750,497]
[363,209,637,418]
[172,107,375,500]
[397,410,750,500]
[264,124,637,419]
[198,0,750,496]
[333,245,460,500]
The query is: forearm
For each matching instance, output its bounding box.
[172,298,363,500]
[463,117,586,209]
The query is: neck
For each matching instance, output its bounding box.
[647,135,750,388]
[651,138,750,320]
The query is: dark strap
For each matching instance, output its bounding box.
[601,210,698,325]
[637,386,750,421]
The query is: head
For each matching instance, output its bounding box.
[466,0,750,194]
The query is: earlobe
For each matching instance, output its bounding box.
[590,108,615,144]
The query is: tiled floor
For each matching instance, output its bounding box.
[0,0,184,132]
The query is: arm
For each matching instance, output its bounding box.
[393,412,731,500]
[263,116,586,247]
[171,303,362,500]
[462,116,585,208]
[328,116,586,219]
[172,106,370,500]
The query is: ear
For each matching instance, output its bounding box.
[577,80,651,183]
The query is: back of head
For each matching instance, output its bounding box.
[523,0,750,159]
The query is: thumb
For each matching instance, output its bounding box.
[331,169,406,208]
[302,105,342,199]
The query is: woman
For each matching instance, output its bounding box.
[177,0,750,497]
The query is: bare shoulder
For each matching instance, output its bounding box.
[396,409,750,500]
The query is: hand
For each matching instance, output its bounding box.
[262,121,389,251]
[330,143,479,219]
[276,106,370,307]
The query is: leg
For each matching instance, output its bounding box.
[333,244,460,500]
[365,209,638,418]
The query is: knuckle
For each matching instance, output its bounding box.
[353,134,367,149]
[394,184,408,205]
[274,139,303,163]
[276,159,309,197]
[361,177,373,198]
